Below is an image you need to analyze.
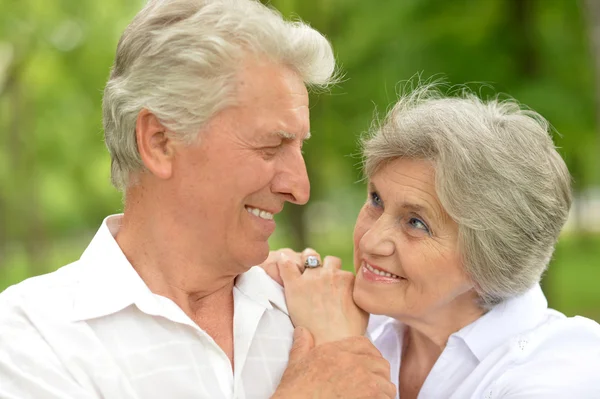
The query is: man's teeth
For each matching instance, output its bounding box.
[246,206,274,220]
[364,263,401,279]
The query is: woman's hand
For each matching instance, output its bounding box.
[259,248,305,286]
[262,248,369,346]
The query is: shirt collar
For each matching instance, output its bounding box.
[234,266,289,316]
[72,214,289,321]
[71,214,155,322]
[454,284,548,361]
[367,284,549,363]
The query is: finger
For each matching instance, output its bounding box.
[364,355,392,380]
[268,248,302,264]
[262,262,283,286]
[336,350,390,380]
[323,255,342,270]
[260,249,299,286]
[277,250,303,275]
[377,378,397,398]
[335,336,384,358]
[264,248,284,262]
[278,253,303,286]
[300,248,321,273]
[283,248,303,265]
[370,379,397,399]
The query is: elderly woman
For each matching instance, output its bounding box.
[264,85,600,398]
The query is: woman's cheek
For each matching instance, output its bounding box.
[354,207,371,242]
[352,208,370,272]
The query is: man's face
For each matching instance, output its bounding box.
[169,59,310,271]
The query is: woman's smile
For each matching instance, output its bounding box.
[360,261,406,283]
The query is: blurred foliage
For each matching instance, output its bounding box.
[0,0,599,319]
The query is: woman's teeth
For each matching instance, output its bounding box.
[364,262,401,279]
[246,206,274,220]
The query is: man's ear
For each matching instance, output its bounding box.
[135,109,174,180]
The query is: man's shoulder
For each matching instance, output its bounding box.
[0,260,85,325]
[0,260,106,399]
[236,266,289,315]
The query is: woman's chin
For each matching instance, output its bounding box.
[353,270,408,317]
[353,279,382,315]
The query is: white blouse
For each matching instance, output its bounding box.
[367,284,600,398]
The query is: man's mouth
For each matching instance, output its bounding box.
[245,206,274,220]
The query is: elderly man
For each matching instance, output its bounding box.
[0,0,395,398]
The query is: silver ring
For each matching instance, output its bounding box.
[304,255,321,269]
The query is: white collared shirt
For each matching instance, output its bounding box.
[368,284,600,398]
[0,215,293,399]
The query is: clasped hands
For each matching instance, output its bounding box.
[262,248,397,399]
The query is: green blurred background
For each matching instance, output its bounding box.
[1,0,599,320]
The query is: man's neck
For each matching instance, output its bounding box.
[116,183,241,303]
[115,194,238,365]
[186,280,236,368]
[116,215,234,304]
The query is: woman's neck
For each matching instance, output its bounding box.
[398,290,485,397]
[401,289,485,353]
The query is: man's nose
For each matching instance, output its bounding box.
[273,148,310,205]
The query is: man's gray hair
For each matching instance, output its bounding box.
[362,84,572,308]
[103,0,337,190]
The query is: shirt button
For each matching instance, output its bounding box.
[518,338,528,351]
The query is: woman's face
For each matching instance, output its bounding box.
[353,158,477,323]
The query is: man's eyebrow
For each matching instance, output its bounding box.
[274,130,311,140]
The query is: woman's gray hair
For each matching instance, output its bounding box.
[103,0,337,190]
[362,84,572,308]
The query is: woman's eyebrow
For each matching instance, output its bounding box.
[369,181,441,222]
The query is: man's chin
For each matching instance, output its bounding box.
[239,243,271,270]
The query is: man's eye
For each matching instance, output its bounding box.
[261,149,277,158]
[260,145,281,158]
[264,143,283,151]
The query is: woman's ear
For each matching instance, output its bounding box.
[135,109,174,180]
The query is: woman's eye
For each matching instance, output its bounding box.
[370,191,383,207]
[409,217,430,234]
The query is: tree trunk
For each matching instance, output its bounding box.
[3,55,47,277]
[509,0,539,78]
